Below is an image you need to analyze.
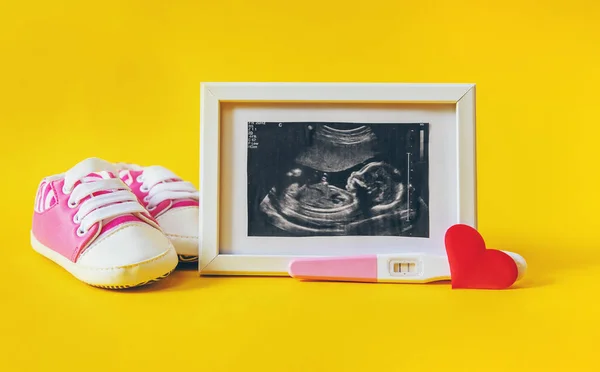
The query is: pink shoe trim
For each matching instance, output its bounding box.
[34,180,57,213]
[150,200,170,218]
[101,215,141,234]
[172,200,199,209]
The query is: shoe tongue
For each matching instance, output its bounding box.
[143,165,181,184]
[142,166,199,207]
[72,171,118,191]
[81,171,115,183]
[66,160,144,235]
[65,158,119,187]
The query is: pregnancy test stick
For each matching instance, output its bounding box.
[288,252,527,284]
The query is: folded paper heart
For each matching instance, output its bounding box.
[444,224,519,289]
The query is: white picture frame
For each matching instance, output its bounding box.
[199,82,476,276]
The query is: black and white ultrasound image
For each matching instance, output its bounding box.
[247,122,430,237]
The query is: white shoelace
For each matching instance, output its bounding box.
[63,159,146,236]
[135,165,199,211]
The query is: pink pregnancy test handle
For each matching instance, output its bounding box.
[288,255,378,283]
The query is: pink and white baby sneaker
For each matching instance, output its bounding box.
[31,158,179,289]
[115,163,200,263]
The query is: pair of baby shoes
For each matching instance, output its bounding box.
[30,157,199,289]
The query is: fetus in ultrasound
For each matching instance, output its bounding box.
[263,166,361,234]
[347,162,404,213]
[248,122,429,237]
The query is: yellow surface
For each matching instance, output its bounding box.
[1,1,599,371]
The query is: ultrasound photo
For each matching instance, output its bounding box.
[247,122,430,237]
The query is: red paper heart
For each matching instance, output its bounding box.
[444,224,518,289]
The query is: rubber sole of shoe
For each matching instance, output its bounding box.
[90,269,175,289]
[178,254,198,263]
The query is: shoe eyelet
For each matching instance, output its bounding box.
[136,175,144,183]
[147,204,156,211]
[62,186,71,195]
[140,185,149,192]
[73,214,80,224]
[76,228,86,237]
[143,196,149,203]
[67,199,78,208]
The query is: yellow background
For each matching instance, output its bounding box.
[1,1,599,371]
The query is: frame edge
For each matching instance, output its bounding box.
[456,85,477,228]
[199,83,221,274]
